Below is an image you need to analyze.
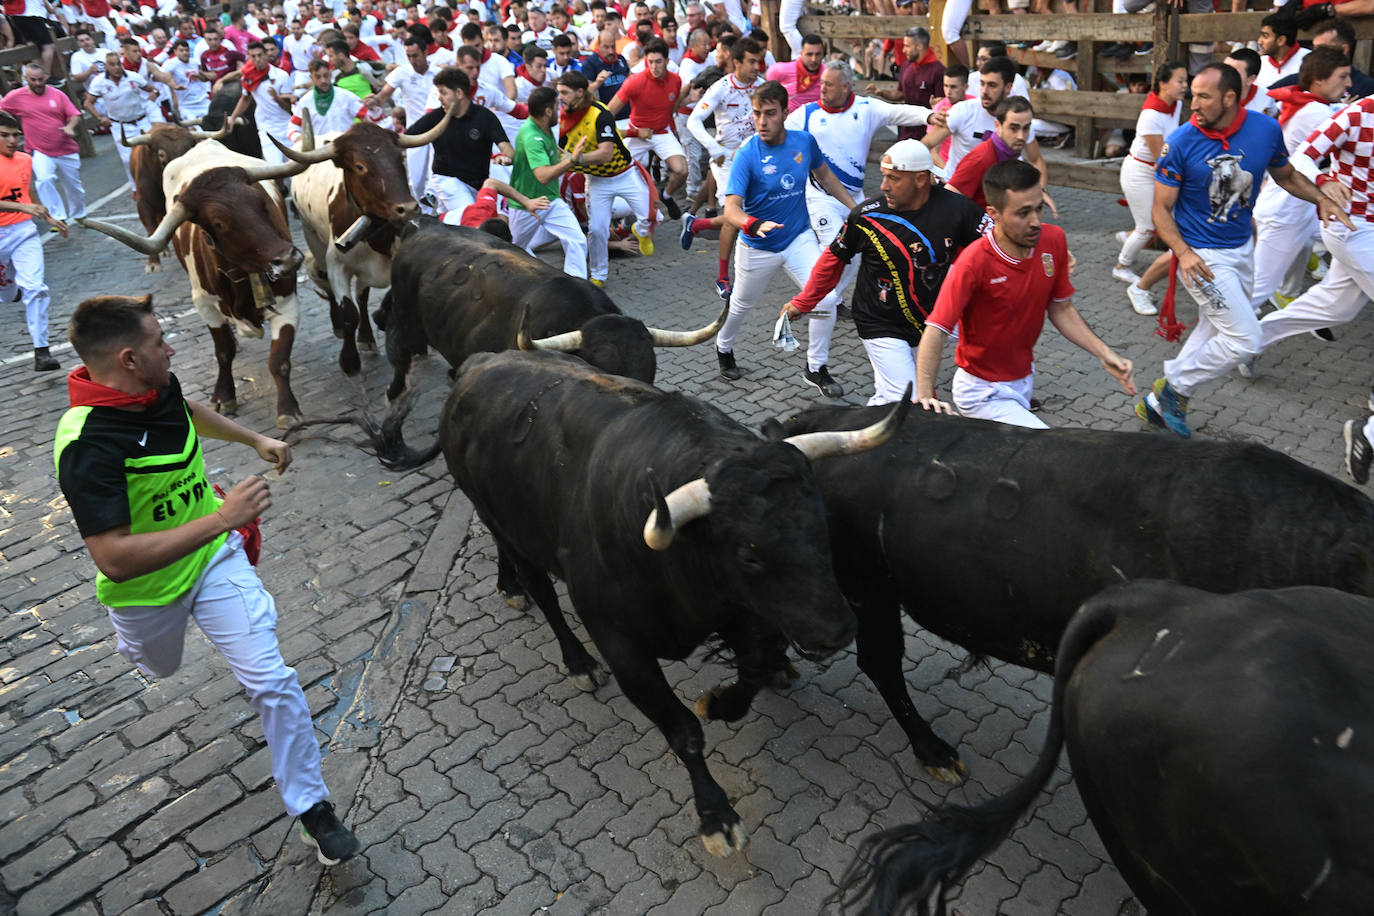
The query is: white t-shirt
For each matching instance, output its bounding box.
[164,57,209,111]
[943,98,1006,175]
[785,95,930,195]
[289,88,365,141]
[384,61,437,123]
[967,70,1031,102]
[479,50,514,92]
[282,33,317,73]
[69,48,106,81]
[1254,97,1340,223]
[688,73,762,158]
[1128,100,1181,164]
[250,65,296,135]
[1257,46,1309,94]
[87,71,151,122]
[522,25,557,51]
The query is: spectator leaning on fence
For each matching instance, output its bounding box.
[1269,17,1374,100]
[4,0,57,80]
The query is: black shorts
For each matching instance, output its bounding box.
[10,15,54,48]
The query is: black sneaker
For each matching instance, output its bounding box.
[1312,327,1336,342]
[1344,419,1371,485]
[299,800,360,865]
[33,348,59,372]
[836,303,853,320]
[717,348,741,381]
[803,365,844,398]
[663,195,682,220]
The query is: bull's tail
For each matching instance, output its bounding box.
[282,386,440,471]
[834,599,1122,916]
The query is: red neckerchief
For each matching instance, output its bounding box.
[67,366,159,408]
[1142,91,1173,114]
[559,102,588,136]
[796,58,819,93]
[480,47,491,63]
[819,91,854,114]
[516,63,543,85]
[913,47,938,68]
[597,50,617,65]
[1189,107,1247,150]
[684,49,705,64]
[241,60,270,92]
[1268,85,1328,126]
[1241,83,1258,108]
[1267,42,1301,71]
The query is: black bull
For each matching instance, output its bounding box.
[435,351,905,857]
[838,580,1374,916]
[770,406,1374,781]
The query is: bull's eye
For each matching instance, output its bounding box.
[737,547,764,574]
[354,163,365,173]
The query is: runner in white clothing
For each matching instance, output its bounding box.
[85,56,157,185]
[682,36,764,301]
[784,59,931,305]
[368,37,440,201]
[164,40,211,120]
[227,42,297,166]
[287,60,366,142]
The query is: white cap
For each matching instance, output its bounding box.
[881,139,934,173]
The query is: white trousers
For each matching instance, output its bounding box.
[808,189,861,300]
[780,0,804,56]
[32,151,85,221]
[1259,221,1373,352]
[586,167,650,282]
[257,126,292,166]
[1117,155,1155,267]
[1164,240,1257,398]
[113,116,152,186]
[677,113,708,199]
[861,336,921,406]
[626,131,685,169]
[942,0,972,44]
[1251,212,1317,312]
[709,154,736,207]
[178,97,210,121]
[106,534,328,817]
[430,174,479,225]
[717,232,841,370]
[510,198,589,278]
[405,145,432,206]
[952,367,1048,429]
[0,220,50,347]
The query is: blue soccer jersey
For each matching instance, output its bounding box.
[1155,111,1287,250]
[726,129,825,252]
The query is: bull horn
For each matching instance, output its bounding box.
[268,129,335,165]
[517,305,585,352]
[179,117,203,126]
[186,122,232,142]
[120,125,152,147]
[396,103,453,149]
[782,385,912,461]
[643,469,712,551]
[83,201,190,256]
[239,156,312,182]
[646,303,728,347]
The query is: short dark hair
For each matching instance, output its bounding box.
[1300,45,1351,89]
[979,55,1016,87]
[325,38,350,56]
[983,159,1041,211]
[1198,62,1243,103]
[993,95,1033,122]
[1152,60,1185,94]
[0,111,19,131]
[1314,16,1356,53]
[433,65,471,94]
[459,21,483,42]
[754,79,788,111]
[905,26,930,45]
[246,40,266,53]
[523,44,548,65]
[527,85,557,119]
[642,37,668,58]
[945,63,969,83]
[559,69,590,91]
[552,33,573,48]
[801,32,823,47]
[732,36,762,62]
[308,58,331,73]
[171,38,189,49]
[1261,11,1298,46]
[455,45,481,64]
[341,22,360,36]
[68,295,155,364]
[981,39,1007,57]
[120,36,141,48]
[1226,47,1261,80]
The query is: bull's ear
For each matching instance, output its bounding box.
[760,418,786,441]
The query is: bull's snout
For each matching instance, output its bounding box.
[268,248,303,280]
[789,604,857,662]
[392,200,419,222]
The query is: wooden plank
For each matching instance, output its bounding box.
[1074,38,1096,158]
[797,12,1152,42]
[929,0,948,65]
[1027,89,1142,121]
[1045,157,1122,194]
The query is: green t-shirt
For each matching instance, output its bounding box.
[335,70,373,102]
[510,119,561,211]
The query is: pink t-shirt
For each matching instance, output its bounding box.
[0,87,80,157]
[933,92,972,166]
[766,59,822,113]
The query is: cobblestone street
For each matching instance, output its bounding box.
[2,140,1370,916]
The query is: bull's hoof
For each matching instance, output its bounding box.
[214,399,238,416]
[502,591,528,610]
[699,820,747,858]
[145,261,161,273]
[332,327,345,340]
[694,684,754,722]
[694,687,725,720]
[923,758,970,785]
[569,661,609,692]
[277,412,302,429]
[359,340,376,353]
[769,661,800,689]
[339,351,361,376]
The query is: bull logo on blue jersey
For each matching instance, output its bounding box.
[1203,153,1252,223]
[780,173,795,190]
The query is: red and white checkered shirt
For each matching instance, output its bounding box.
[1298,97,1374,223]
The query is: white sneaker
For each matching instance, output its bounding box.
[1112,265,1141,284]
[1236,357,1255,379]
[1043,40,1068,54]
[1031,40,1054,52]
[1127,283,1157,316]
[1115,230,1130,246]
[1308,253,1328,281]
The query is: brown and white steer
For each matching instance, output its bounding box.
[84,144,310,426]
[268,113,450,375]
[121,122,228,273]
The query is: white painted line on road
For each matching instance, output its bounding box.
[1,304,199,369]
[38,182,132,246]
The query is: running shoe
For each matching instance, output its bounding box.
[1344,418,1371,485]
[715,278,732,301]
[1112,265,1141,285]
[299,801,360,866]
[634,226,654,256]
[1127,283,1157,316]
[680,214,696,250]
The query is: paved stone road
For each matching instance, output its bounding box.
[2,135,1370,916]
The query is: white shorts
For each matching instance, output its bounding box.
[626,130,685,168]
[710,153,736,208]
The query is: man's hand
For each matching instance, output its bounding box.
[219,474,272,527]
[637,126,652,139]
[494,153,512,165]
[1318,194,1355,230]
[752,220,782,237]
[527,195,552,212]
[254,435,292,473]
[1320,178,1352,209]
[1067,249,1076,277]
[1101,351,1137,396]
[915,397,954,414]
[1177,247,1214,286]
[61,123,76,137]
[781,301,804,320]
[927,107,947,129]
[592,70,608,86]
[1042,189,1058,219]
